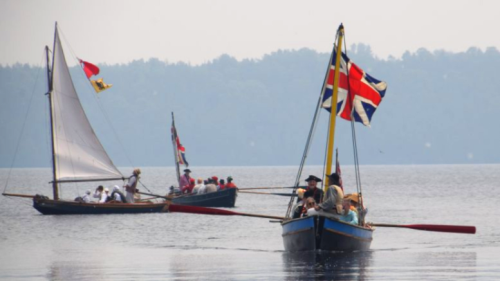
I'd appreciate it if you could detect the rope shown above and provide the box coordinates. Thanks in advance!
[343,33,364,226]
[3,51,45,194]
[58,26,136,170]
[284,32,338,219]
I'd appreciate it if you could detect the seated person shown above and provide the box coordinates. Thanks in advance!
[205,178,218,193]
[303,175,323,204]
[82,190,92,203]
[219,179,226,190]
[339,199,358,225]
[181,178,196,194]
[99,188,109,203]
[93,185,104,201]
[108,185,126,203]
[225,176,237,188]
[192,178,204,194]
[292,188,306,219]
[344,193,368,223]
[304,197,320,216]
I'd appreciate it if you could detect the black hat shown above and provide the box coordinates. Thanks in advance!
[327,173,340,184]
[184,169,191,173]
[304,175,322,182]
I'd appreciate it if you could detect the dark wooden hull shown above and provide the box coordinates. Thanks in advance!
[33,196,169,215]
[282,215,373,252]
[171,188,237,208]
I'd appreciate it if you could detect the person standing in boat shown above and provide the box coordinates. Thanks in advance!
[303,175,324,204]
[179,169,192,190]
[315,173,344,214]
[124,168,141,203]
[181,178,196,194]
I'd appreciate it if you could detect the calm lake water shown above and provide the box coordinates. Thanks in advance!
[1,165,499,280]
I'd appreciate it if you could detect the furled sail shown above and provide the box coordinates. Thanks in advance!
[51,28,123,182]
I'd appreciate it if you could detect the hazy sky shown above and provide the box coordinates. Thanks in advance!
[1,0,498,66]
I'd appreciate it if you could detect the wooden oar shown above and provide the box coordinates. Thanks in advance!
[238,186,306,191]
[2,192,36,199]
[370,223,476,234]
[137,191,173,200]
[168,204,285,220]
[239,190,297,197]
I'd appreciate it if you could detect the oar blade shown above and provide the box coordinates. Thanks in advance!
[405,224,476,234]
[372,223,476,234]
[169,204,237,216]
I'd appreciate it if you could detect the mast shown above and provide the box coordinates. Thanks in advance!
[324,24,344,189]
[171,112,181,186]
[47,23,59,200]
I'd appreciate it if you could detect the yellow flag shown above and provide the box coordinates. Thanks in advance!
[91,78,112,93]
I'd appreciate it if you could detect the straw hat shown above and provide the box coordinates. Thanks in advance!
[297,188,306,199]
[344,193,359,203]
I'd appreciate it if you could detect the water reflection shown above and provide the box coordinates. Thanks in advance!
[282,251,372,281]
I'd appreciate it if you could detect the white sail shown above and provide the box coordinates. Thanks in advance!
[51,27,123,182]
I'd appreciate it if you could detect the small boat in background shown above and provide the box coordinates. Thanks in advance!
[169,112,238,208]
[2,22,169,215]
[172,187,237,208]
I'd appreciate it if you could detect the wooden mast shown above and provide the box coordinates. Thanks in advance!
[324,24,344,189]
[171,112,181,187]
[47,22,59,200]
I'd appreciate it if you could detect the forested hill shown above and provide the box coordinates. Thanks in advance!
[1,44,499,168]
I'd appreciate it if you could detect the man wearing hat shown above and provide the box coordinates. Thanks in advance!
[303,175,324,204]
[179,169,192,190]
[315,173,344,214]
[124,168,141,203]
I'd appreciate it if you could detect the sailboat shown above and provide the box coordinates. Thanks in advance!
[168,112,238,208]
[2,23,169,214]
[281,24,386,251]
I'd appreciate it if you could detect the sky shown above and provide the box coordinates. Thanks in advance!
[1,0,499,66]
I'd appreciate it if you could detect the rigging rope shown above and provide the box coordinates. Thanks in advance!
[59,26,137,171]
[284,32,339,219]
[343,33,364,226]
[3,51,45,194]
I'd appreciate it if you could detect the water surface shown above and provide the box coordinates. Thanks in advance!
[1,165,498,280]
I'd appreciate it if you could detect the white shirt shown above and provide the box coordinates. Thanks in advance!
[82,194,91,203]
[197,184,207,194]
[99,193,108,203]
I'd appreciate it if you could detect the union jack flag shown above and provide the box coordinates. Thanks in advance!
[321,51,387,126]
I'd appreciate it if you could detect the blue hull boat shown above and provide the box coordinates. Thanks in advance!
[282,215,373,252]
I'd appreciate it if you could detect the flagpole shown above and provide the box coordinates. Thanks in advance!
[171,112,181,187]
[324,24,344,190]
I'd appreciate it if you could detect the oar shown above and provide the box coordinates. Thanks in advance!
[370,223,476,234]
[168,204,285,220]
[137,191,172,200]
[2,192,36,199]
[239,190,297,197]
[238,186,306,191]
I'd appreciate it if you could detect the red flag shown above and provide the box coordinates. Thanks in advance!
[79,59,100,79]
[335,149,343,191]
